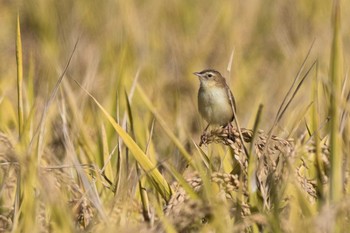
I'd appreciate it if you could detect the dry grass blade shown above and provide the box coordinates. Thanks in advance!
[340,69,349,134]
[224,50,249,157]
[100,123,115,187]
[305,117,331,145]
[16,14,24,138]
[125,88,151,220]
[287,102,314,139]
[276,60,317,123]
[230,95,249,158]
[166,163,199,200]
[145,117,155,155]
[137,162,151,222]
[226,48,235,74]
[249,104,264,154]
[120,69,140,136]
[340,90,350,134]
[340,68,348,97]
[125,90,135,137]
[114,70,140,193]
[191,138,210,169]
[138,118,155,222]
[29,38,80,158]
[59,97,108,222]
[100,123,109,167]
[311,62,327,201]
[268,40,315,135]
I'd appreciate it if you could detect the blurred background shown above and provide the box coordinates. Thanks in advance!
[0,0,349,167]
[0,0,349,231]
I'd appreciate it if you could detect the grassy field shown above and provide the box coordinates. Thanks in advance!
[1,0,350,232]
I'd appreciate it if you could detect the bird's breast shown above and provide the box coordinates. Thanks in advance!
[198,85,233,125]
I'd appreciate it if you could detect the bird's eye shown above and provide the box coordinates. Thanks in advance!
[207,73,213,78]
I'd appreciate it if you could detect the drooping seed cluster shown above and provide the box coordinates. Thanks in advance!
[163,126,332,232]
[0,128,337,232]
[163,171,248,232]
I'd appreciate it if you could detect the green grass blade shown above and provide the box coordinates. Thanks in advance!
[312,62,326,203]
[329,0,343,203]
[75,80,172,201]
[248,104,263,208]
[100,122,114,184]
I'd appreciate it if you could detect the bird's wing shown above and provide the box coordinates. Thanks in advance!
[225,83,236,114]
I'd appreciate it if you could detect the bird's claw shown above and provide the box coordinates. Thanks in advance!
[199,131,210,146]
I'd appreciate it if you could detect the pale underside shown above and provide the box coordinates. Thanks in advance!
[198,83,234,126]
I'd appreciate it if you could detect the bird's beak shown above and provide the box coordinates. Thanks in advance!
[193,72,201,77]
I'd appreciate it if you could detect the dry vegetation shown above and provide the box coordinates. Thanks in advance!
[0,0,350,232]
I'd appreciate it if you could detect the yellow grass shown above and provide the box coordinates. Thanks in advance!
[1,0,350,232]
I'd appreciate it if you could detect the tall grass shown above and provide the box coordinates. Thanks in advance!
[15,14,24,139]
[329,0,343,204]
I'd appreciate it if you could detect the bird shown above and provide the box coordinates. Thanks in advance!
[193,69,236,132]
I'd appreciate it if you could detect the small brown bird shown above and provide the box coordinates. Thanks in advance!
[193,69,236,131]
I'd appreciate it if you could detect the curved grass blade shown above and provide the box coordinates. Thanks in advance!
[136,84,193,166]
[75,80,172,201]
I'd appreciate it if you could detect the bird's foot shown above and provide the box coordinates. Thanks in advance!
[224,123,235,140]
[199,130,210,146]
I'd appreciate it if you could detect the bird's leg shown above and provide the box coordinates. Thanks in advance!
[204,123,211,132]
[200,123,211,146]
[226,122,234,140]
